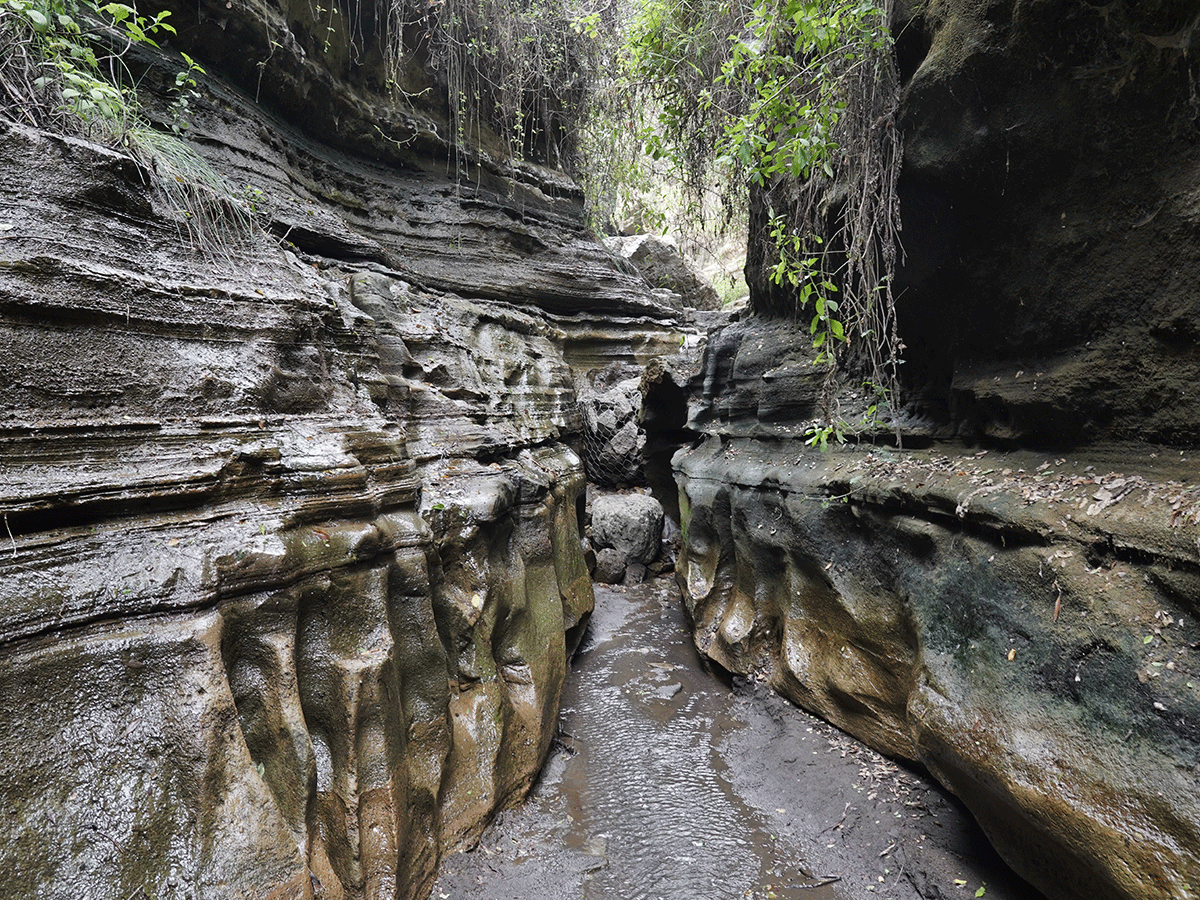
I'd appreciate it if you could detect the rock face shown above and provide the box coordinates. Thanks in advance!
[673,3,1200,900]
[592,547,628,585]
[677,418,1200,900]
[892,0,1200,446]
[604,234,723,311]
[0,6,686,899]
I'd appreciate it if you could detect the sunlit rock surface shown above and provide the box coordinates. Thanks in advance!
[0,5,684,895]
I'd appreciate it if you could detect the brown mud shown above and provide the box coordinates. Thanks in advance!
[431,577,1048,900]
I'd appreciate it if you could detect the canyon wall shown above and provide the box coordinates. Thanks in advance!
[675,2,1200,899]
[0,3,682,897]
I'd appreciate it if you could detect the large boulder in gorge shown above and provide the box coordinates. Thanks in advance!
[591,493,665,566]
[605,234,723,311]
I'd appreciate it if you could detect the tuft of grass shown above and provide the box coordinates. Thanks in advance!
[2,0,255,261]
[124,125,255,261]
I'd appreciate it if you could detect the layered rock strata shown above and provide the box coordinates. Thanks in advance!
[673,4,1200,898]
[0,10,683,896]
[675,321,1200,900]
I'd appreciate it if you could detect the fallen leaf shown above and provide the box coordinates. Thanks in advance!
[1007,648,1016,661]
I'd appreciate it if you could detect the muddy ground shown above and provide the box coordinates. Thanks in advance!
[431,577,1047,900]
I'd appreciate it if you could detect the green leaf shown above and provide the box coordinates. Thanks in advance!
[98,2,133,22]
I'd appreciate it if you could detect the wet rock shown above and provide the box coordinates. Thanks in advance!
[0,16,686,897]
[590,493,665,566]
[622,561,648,586]
[646,557,675,576]
[676,432,1200,900]
[593,548,627,585]
[668,13,1200,893]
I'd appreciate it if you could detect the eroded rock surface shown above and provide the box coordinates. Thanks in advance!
[0,7,686,896]
[893,0,1200,446]
[671,3,1200,898]
[675,301,1200,900]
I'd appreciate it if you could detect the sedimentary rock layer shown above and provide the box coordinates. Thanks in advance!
[0,22,681,894]
[675,315,1200,900]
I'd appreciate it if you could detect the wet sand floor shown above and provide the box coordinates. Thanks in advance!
[431,578,1046,900]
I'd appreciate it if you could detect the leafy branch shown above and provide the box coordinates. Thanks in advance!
[622,0,904,440]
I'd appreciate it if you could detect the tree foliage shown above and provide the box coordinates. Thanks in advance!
[0,0,178,136]
[625,0,904,428]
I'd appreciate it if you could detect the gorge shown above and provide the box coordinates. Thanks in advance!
[2,1,1199,900]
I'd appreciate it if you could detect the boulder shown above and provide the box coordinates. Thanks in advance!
[590,493,664,566]
[593,548,627,585]
[605,234,722,311]
[622,561,648,586]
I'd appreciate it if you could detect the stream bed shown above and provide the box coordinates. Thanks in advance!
[431,578,1045,900]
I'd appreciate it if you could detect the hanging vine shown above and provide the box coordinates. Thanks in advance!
[382,0,611,173]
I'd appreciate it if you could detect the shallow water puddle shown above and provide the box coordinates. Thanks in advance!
[432,578,843,900]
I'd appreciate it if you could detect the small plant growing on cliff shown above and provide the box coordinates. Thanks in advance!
[1,0,255,256]
[0,0,177,137]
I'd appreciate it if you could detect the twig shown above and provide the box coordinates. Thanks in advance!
[4,511,15,557]
[786,877,842,890]
[815,801,851,835]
